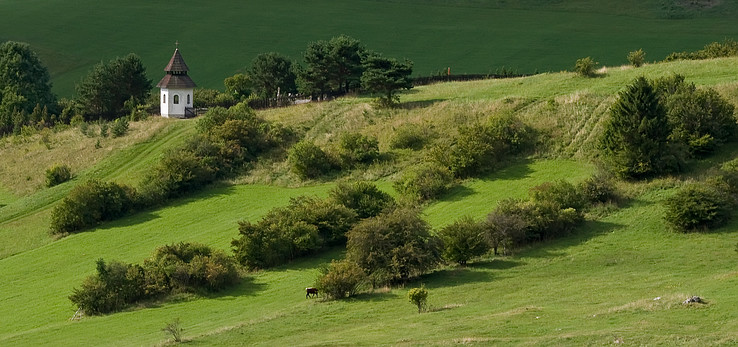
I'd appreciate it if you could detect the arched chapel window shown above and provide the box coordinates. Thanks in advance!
[163,94,166,103]
[187,94,190,104]
[174,95,179,104]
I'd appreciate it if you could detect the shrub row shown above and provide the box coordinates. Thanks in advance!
[288,132,380,179]
[69,242,239,315]
[52,102,293,234]
[232,182,394,270]
[664,39,738,62]
[316,175,618,300]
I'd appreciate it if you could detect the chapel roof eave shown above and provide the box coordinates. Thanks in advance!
[156,74,197,89]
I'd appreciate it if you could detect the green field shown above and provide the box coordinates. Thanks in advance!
[2,54,738,344]
[2,0,738,96]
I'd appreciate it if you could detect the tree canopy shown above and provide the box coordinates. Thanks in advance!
[76,53,152,119]
[360,52,413,107]
[298,35,366,100]
[249,52,296,101]
[0,41,57,134]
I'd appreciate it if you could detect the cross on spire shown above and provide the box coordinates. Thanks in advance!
[175,40,179,49]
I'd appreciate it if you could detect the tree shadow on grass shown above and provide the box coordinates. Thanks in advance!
[349,291,399,303]
[413,266,495,290]
[440,185,476,202]
[468,258,523,270]
[519,219,624,259]
[398,99,446,110]
[480,158,535,182]
[204,276,269,300]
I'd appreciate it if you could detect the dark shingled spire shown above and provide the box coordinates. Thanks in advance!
[164,48,189,72]
[157,48,196,88]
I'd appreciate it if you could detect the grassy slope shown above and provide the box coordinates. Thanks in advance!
[0,118,195,259]
[0,159,589,346]
[1,0,738,96]
[1,58,737,345]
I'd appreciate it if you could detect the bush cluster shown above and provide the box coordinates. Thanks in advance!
[483,177,614,255]
[429,113,531,177]
[654,75,737,156]
[69,243,239,315]
[664,39,738,62]
[600,75,736,179]
[394,163,454,201]
[50,180,137,234]
[337,132,380,168]
[231,196,358,269]
[45,164,72,187]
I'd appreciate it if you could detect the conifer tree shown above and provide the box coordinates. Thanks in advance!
[600,76,679,178]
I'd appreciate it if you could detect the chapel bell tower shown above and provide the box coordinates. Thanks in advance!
[157,43,196,118]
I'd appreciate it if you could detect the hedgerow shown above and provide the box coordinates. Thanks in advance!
[69,243,239,315]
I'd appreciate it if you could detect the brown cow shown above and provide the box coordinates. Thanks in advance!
[306,287,318,299]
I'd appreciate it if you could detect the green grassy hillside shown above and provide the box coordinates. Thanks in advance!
[1,57,737,345]
[1,0,738,96]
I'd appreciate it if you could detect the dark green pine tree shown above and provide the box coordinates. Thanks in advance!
[600,76,680,179]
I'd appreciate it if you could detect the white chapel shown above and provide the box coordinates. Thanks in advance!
[157,45,196,118]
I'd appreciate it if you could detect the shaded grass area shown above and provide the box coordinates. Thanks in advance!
[2,0,738,96]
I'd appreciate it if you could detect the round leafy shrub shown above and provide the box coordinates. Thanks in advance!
[439,216,489,265]
[407,287,428,313]
[336,132,380,168]
[665,86,736,156]
[394,163,454,201]
[315,259,366,300]
[288,141,335,179]
[329,181,394,219]
[664,183,734,232]
[578,173,618,204]
[45,164,72,187]
[346,208,441,286]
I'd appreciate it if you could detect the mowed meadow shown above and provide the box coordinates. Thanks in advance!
[2,0,738,96]
[1,56,738,345]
